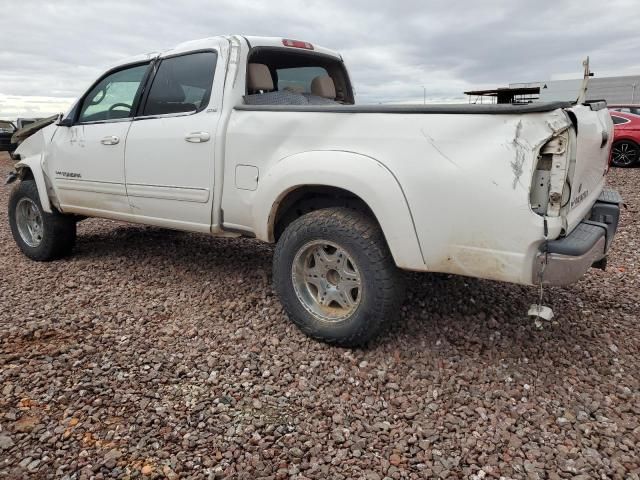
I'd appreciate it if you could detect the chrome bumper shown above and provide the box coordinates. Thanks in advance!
[533,188,622,286]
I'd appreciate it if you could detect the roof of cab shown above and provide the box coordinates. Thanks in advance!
[158,36,340,59]
[109,37,224,69]
[242,36,341,59]
[111,35,341,70]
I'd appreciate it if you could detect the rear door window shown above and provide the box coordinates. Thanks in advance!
[276,66,328,93]
[142,51,217,116]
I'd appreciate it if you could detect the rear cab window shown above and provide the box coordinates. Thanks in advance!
[244,47,354,105]
[277,66,328,93]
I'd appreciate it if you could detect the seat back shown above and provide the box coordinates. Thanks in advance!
[310,75,336,99]
[247,63,274,93]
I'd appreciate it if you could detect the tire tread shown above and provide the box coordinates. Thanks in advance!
[273,207,404,347]
[8,180,76,261]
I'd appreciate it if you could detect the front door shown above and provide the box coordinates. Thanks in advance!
[48,62,150,215]
[124,51,221,232]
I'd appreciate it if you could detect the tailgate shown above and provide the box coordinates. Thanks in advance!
[562,103,612,232]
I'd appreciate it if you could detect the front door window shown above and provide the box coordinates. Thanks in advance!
[78,64,149,123]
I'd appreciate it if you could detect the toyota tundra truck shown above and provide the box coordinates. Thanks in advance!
[6,36,622,346]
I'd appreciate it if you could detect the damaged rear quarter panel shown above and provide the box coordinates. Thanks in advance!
[394,109,571,284]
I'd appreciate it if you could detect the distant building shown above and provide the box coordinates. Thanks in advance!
[465,75,640,105]
[464,86,540,104]
[539,75,640,103]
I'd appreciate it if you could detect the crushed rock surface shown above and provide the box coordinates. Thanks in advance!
[0,152,638,479]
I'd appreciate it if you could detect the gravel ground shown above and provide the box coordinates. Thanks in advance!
[0,151,638,480]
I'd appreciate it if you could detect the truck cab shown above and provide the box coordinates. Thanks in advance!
[29,37,353,231]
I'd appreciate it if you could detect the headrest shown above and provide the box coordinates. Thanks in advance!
[156,78,186,103]
[247,63,274,92]
[310,75,336,99]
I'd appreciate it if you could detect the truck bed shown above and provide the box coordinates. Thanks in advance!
[225,100,610,284]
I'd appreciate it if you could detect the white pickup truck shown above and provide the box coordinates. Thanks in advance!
[7,36,622,346]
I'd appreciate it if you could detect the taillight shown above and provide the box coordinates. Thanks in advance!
[530,131,570,217]
[282,39,314,50]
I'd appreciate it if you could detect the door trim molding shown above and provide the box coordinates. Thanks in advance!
[126,183,210,203]
[55,178,126,196]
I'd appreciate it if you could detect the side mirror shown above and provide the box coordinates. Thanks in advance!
[58,117,73,127]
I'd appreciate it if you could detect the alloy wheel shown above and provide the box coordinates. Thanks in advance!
[15,197,44,247]
[291,240,362,322]
[612,141,639,167]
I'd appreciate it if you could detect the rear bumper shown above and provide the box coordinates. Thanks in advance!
[533,188,623,286]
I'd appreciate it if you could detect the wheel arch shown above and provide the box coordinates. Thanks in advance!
[15,155,53,213]
[253,150,425,270]
[272,185,377,241]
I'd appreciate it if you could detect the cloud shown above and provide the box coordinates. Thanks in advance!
[0,94,75,119]
[1,0,640,118]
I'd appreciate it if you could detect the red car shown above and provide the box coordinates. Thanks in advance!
[608,107,640,167]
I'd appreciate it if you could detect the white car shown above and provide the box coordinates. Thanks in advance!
[7,36,622,346]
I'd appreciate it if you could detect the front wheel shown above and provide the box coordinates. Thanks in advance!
[611,140,639,167]
[273,207,404,347]
[8,180,76,261]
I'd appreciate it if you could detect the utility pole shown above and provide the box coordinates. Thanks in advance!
[422,85,426,105]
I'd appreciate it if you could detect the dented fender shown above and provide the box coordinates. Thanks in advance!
[12,124,59,213]
[14,154,53,213]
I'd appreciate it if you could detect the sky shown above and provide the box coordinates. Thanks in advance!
[2,0,640,119]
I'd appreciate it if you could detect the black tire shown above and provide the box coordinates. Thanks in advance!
[611,140,639,168]
[8,179,76,261]
[273,207,404,347]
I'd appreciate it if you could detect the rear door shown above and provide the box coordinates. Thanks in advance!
[48,62,151,214]
[124,50,222,232]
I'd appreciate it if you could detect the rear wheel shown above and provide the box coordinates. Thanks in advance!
[611,140,639,167]
[8,180,76,261]
[273,207,404,347]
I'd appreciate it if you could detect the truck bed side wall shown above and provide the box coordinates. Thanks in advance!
[223,109,571,284]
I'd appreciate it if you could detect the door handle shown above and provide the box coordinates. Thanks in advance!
[185,132,210,143]
[100,136,120,145]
